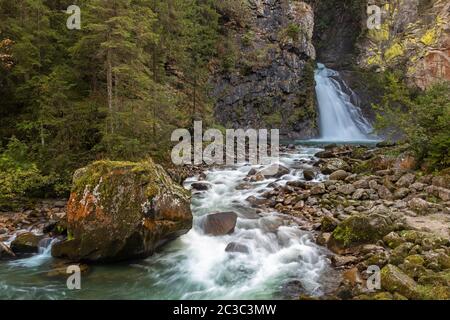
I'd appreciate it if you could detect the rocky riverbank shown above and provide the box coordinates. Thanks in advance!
[0,163,204,261]
[1,143,449,300]
[0,200,67,248]
[244,143,450,300]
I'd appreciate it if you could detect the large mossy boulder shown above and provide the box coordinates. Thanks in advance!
[328,213,403,252]
[51,160,193,262]
[381,264,420,299]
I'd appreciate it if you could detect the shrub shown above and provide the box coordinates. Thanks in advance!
[0,138,51,209]
[374,74,450,170]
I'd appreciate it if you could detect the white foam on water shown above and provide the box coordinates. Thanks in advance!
[136,153,335,299]
[9,238,59,268]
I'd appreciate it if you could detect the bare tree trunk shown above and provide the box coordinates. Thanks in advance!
[114,71,118,112]
[107,49,114,134]
[40,122,45,147]
[192,77,197,123]
[152,48,157,137]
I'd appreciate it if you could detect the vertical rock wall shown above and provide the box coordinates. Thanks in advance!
[212,0,318,139]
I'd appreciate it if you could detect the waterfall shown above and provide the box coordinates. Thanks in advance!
[314,63,376,142]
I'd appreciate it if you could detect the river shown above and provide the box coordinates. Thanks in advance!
[0,64,379,299]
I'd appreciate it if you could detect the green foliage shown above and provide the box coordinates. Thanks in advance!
[220,37,238,72]
[214,0,251,28]
[286,23,301,41]
[0,0,224,202]
[263,111,283,129]
[0,138,51,208]
[241,30,255,47]
[374,73,450,170]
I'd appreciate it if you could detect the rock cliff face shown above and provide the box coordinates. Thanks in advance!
[212,0,318,139]
[357,0,450,89]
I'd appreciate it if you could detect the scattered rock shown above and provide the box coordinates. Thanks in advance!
[53,200,67,208]
[281,280,306,299]
[332,255,358,267]
[303,169,315,181]
[408,198,431,214]
[410,182,426,191]
[320,216,339,232]
[393,187,410,200]
[315,150,334,158]
[329,213,403,251]
[235,182,253,190]
[246,168,257,176]
[258,164,290,178]
[432,175,450,189]
[191,182,211,191]
[329,170,350,181]
[46,262,89,278]
[337,184,355,196]
[202,212,237,236]
[396,173,415,188]
[310,183,326,195]
[383,232,406,249]
[381,264,420,299]
[353,179,369,189]
[376,141,396,148]
[352,189,368,200]
[259,216,284,233]
[10,232,44,255]
[225,242,249,254]
[246,196,271,207]
[320,159,350,174]
[249,172,265,182]
[317,232,331,246]
[377,185,393,200]
[343,268,362,286]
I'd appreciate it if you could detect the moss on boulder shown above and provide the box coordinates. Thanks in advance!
[381,264,420,299]
[10,232,44,255]
[51,159,193,262]
[329,213,402,251]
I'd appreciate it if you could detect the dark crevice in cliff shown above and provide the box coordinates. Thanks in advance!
[307,0,378,123]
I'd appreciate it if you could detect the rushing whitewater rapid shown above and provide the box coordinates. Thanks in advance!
[0,147,339,299]
[314,63,375,142]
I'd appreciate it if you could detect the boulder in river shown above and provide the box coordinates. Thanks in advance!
[225,242,249,254]
[191,182,211,191]
[51,160,193,262]
[303,169,315,181]
[202,212,237,236]
[314,150,334,159]
[258,164,290,178]
[10,232,44,255]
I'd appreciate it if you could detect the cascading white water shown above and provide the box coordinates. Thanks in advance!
[314,63,375,142]
[0,147,339,299]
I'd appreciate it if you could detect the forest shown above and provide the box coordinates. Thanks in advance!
[0,0,237,207]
